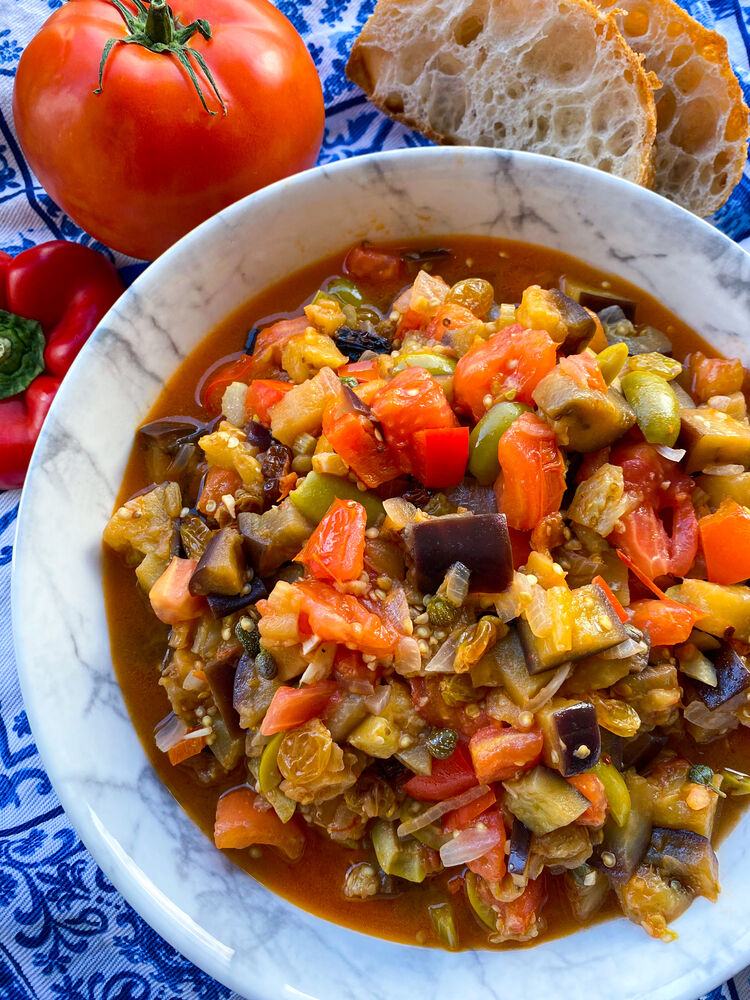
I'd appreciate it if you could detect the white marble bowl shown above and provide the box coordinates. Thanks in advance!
[12,148,750,1000]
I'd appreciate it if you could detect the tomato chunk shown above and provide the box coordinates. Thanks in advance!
[496,412,566,531]
[197,466,242,515]
[454,324,557,420]
[345,245,403,283]
[248,315,309,377]
[628,598,699,645]
[295,497,367,583]
[469,725,543,782]
[567,773,608,826]
[214,786,305,860]
[466,810,508,882]
[246,379,294,425]
[295,580,398,655]
[149,558,205,624]
[200,354,255,414]
[323,408,401,487]
[443,787,497,832]
[260,681,338,736]
[403,743,478,801]
[698,499,750,585]
[425,303,478,341]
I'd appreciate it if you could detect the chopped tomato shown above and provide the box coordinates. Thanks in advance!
[466,810,507,882]
[403,743,478,801]
[412,426,469,487]
[443,787,497,832]
[592,575,629,624]
[496,412,567,531]
[260,681,338,736]
[370,367,458,475]
[331,647,381,689]
[699,499,750,585]
[149,558,205,624]
[323,408,401,487]
[394,270,450,334]
[686,351,744,404]
[425,303,478,342]
[567,774,608,826]
[609,443,698,580]
[345,245,403,283]
[295,579,398,655]
[628,598,699,646]
[167,732,207,765]
[248,315,309,377]
[295,497,367,583]
[214,786,305,860]
[558,352,607,392]
[454,324,557,420]
[338,359,381,382]
[507,527,532,570]
[492,875,547,937]
[246,379,294,425]
[197,466,242,515]
[469,725,543,782]
[200,354,255,414]
[410,676,491,738]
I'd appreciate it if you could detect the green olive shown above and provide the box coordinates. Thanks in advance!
[626,352,682,381]
[445,277,494,318]
[596,343,628,385]
[620,371,681,447]
[324,277,364,307]
[258,732,284,793]
[391,352,457,377]
[468,401,531,484]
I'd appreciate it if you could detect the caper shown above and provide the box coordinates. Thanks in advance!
[235,618,260,657]
[445,277,494,319]
[427,728,459,759]
[427,595,457,628]
[255,646,277,679]
[687,763,714,786]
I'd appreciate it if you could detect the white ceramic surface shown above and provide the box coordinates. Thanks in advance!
[12,147,750,1000]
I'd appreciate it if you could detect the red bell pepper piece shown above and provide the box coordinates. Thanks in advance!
[260,681,338,736]
[0,241,124,490]
[412,426,469,487]
[698,499,750,585]
[403,743,478,801]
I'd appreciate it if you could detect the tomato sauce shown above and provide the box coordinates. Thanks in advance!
[102,236,750,949]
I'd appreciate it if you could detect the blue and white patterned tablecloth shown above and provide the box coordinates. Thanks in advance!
[3,1,750,997]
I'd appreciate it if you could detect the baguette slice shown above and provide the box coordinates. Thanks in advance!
[347,0,657,185]
[593,0,749,216]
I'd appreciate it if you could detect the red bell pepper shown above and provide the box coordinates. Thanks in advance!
[412,425,469,487]
[403,743,478,801]
[0,241,124,490]
[698,499,750,585]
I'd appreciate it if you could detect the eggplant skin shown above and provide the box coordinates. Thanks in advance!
[408,513,513,595]
[643,827,719,901]
[692,641,750,710]
[539,701,601,776]
[507,819,532,875]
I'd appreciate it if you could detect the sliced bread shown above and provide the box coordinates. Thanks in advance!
[593,0,748,216]
[346,0,658,185]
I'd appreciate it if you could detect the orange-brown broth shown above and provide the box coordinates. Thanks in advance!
[103,236,750,949]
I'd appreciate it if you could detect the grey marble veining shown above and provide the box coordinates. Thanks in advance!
[11,147,750,1000]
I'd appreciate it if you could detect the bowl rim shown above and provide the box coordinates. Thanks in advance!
[11,145,750,1000]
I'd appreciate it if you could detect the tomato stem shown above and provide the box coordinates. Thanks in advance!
[94,0,227,116]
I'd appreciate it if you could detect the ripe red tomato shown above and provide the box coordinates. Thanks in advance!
[13,0,324,260]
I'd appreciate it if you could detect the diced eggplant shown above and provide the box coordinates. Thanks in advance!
[643,827,719,901]
[622,730,667,771]
[180,512,212,560]
[371,820,436,883]
[590,772,652,883]
[516,285,596,353]
[566,628,650,694]
[565,865,611,922]
[138,417,206,452]
[504,765,590,835]
[532,368,636,453]
[206,576,268,619]
[507,819,532,875]
[476,627,556,702]
[596,306,672,356]
[207,716,243,771]
[233,653,281,729]
[407,513,513,595]
[537,700,601,776]
[322,691,370,742]
[519,583,629,673]
[599,729,624,772]
[648,756,723,839]
[334,327,392,362]
[667,579,750,643]
[189,527,246,596]
[560,279,637,321]
[616,863,691,939]
[239,499,314,576]
[243,419,272,451]
[692,640,750,710]
[678,406,750,473]
[205,656,242,739]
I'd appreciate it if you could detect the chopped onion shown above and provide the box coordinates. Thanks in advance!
[702,464,745,476]
[494,572,534,623]
[525,585,554,638]
[364,684,391,715]
[384,583,412,635]
[398,784,492,838]
[684,695,744,739]
[154,712,189,752]
[678,649,717,687]
[394,635,423,676]
[654,445,686,463]
[439,824,503,867]
[599,636,645,660]
[383,496,417,530]
[183,670,207,692]
[425,631,460,673]
[221,381,250,427]
[443,561,471,607]
[523,663,572,712]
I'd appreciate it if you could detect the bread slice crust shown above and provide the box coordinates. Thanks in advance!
[347,0,657,185]
[594,0,748,216]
